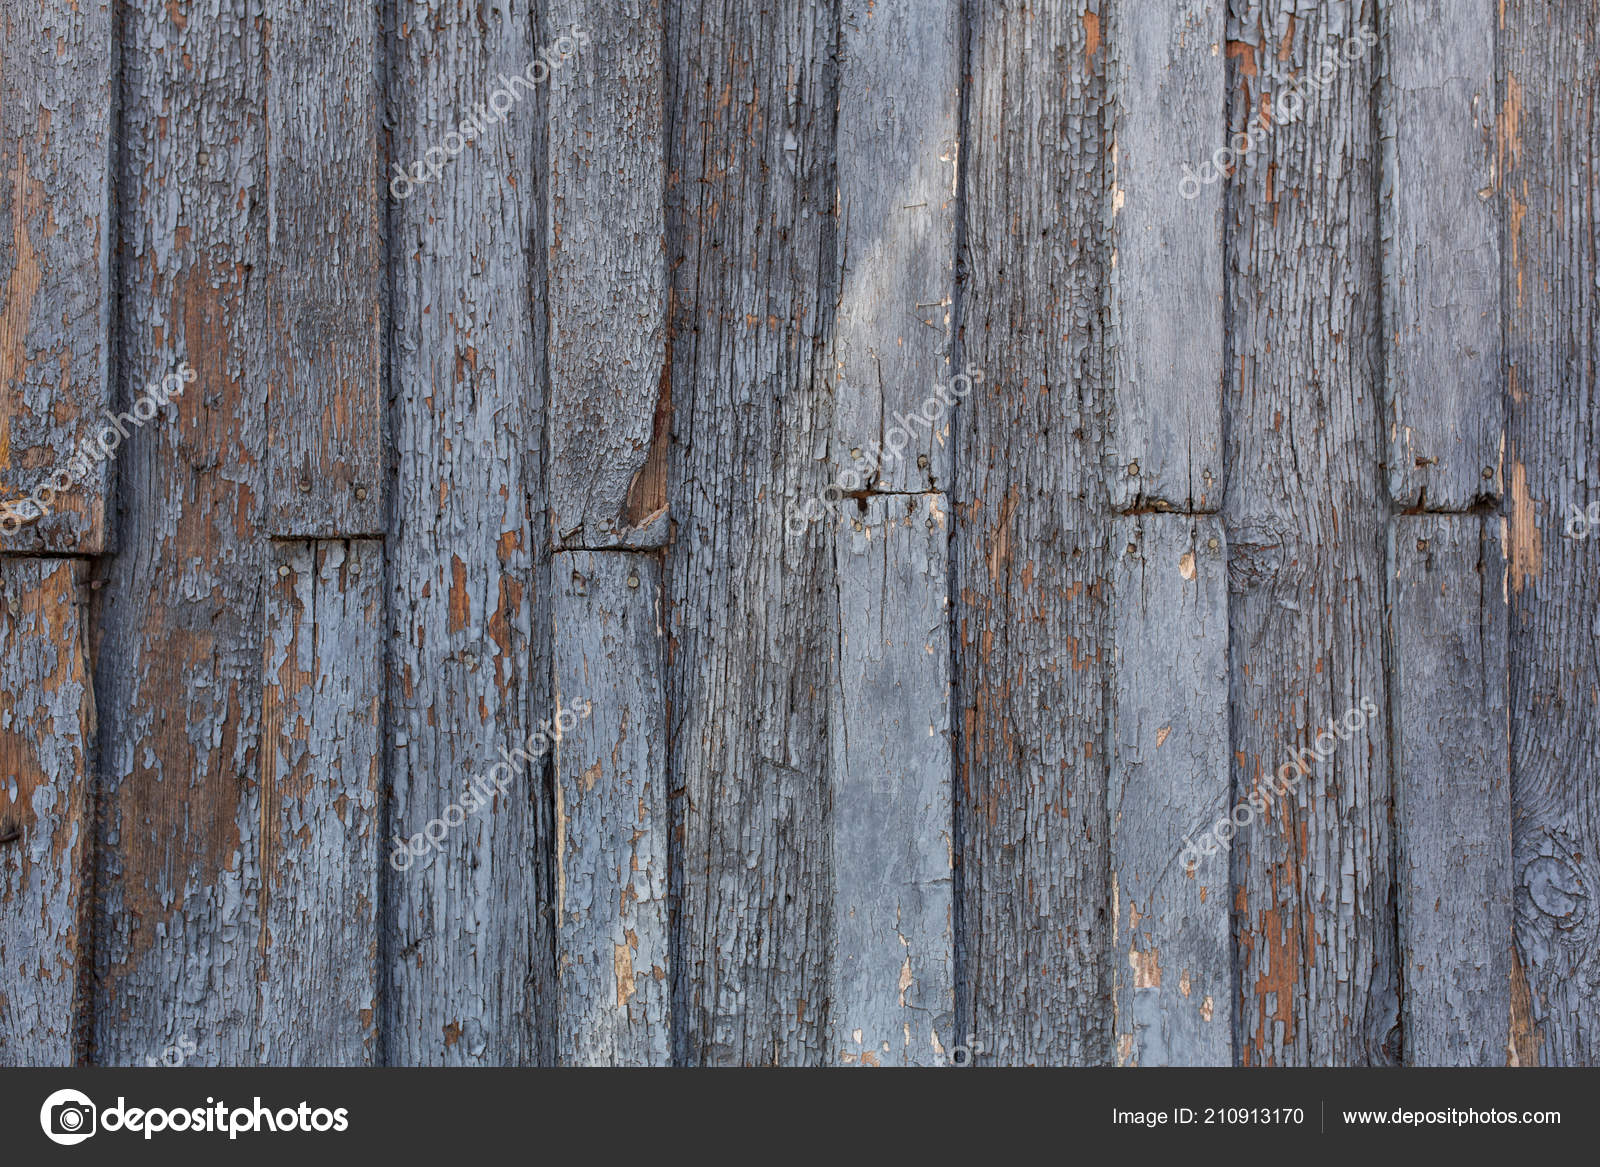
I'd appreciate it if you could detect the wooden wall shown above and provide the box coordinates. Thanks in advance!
[0,0,1594,1067]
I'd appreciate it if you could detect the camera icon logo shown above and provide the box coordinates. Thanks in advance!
[39,1089,97,1146]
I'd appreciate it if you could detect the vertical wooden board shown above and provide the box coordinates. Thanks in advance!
[829,0,960,494]
[1105,0,1224,512]
[93,0,269,1066]
[551,552,669,1065]
[0,560,92,1066]
[1223,1,1397,1066]
[664,0,838,1065]
[262,0,383,536]
[0,0,113,553]
[385,0,552,1066]
[1382,0,1502,509]
[546,4,667,551]
[1391,515,1511,1065]
[257,540,382,1065]
[830,493,953,1066]
[1503,0,1600,1068]
[1109,515,1229,1066]
[954,0,1110,1066]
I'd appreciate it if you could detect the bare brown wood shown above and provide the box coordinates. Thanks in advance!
[92,0,270,1065]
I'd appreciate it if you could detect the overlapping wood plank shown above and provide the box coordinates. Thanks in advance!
[0,559,93,1065]
[1223,0,1397,1066]
[1382,0,1503,509]
[257,540,383,1065]
[1503,0,1600,1068]
[954,0,1110,1066]
[1109,514,1229,1066]
[384,0,552,1066]
[261,0,384,537]
[0,0,113,552]
[829,0,960,495]
[545,4,667,550]
[93,0,269,1066]
[1391,514,1511,1065]
[830,493,953,1066]
[664,0,838,1065]
[552,551,669,1065]
[1105,0,1225,512]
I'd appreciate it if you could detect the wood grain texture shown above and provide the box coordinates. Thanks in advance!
[829,0,960,494]
[1391,514,1511,1065]
[92,0,270,1066]
[1222,0,1398,1067]
[0,559,93,1065]
[1105,0,1224,512]
[954,0,1110,1066]
[384,0,552,1066]
[5,0,1593,1072]
[830,493,953,1067]
[261,0,383,537]
[1503,0,1600,1068]
[258,540,383,1065]
[1109,514,1229,1066]
[545,5,667,550]
[552,551,669,1065]
[1382,0,1503,509]
[664,0,838,1065]
[0,0,113,553]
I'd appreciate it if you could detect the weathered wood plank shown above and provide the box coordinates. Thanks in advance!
[1391,514,1511,1065]
[545,6,667,550]
[830,493,953,1066]
[1382,0,1502,509]
[0,0,113,552]
[257,540,383,1065]
[1503,0,1600,1069]
[551,551,668,1065]
[1109,514,1229,1066]
[0,560,93,1065]
[1105,0,1224,512]
[954,0,1110,1066]
[384,0,553,1066]
[665,0,838,1065]
[1223,0,1398,1067]
[93,0,269,1066]
[261,0,384,537]
[828,0,960,495]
